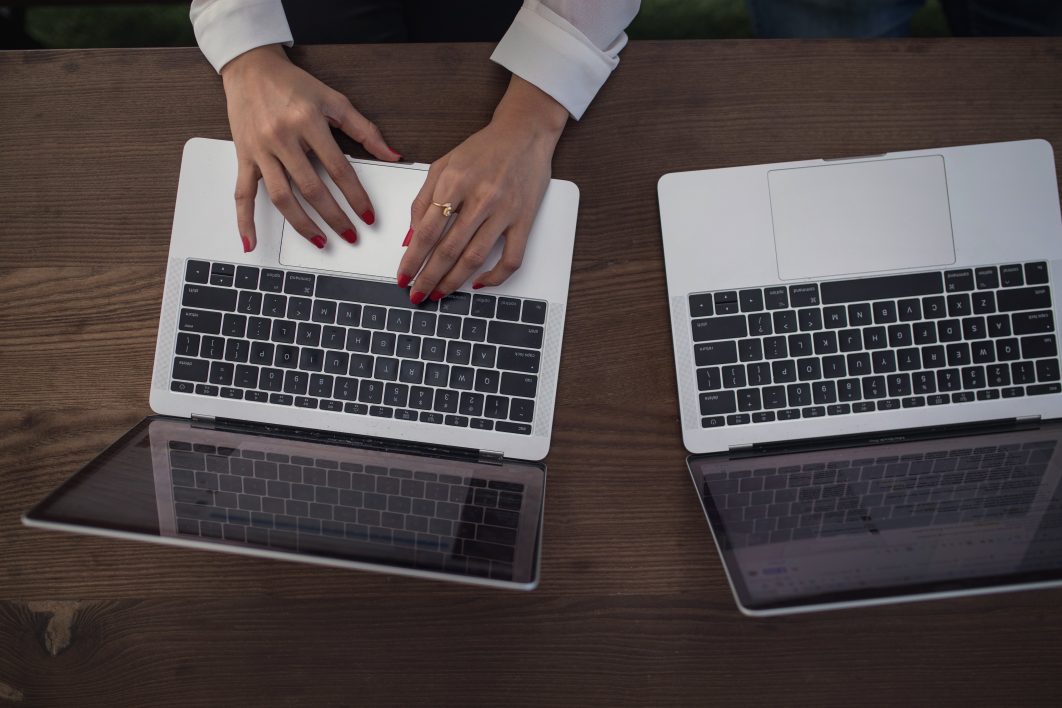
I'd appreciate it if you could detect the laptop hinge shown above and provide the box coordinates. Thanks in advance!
[190,414,216,429]
[727,416,1045,458]
[198,415,485,464]
[478,449,505,465]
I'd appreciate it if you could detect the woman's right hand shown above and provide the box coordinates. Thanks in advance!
[220,44,401,252]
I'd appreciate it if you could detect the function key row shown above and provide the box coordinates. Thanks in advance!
[185,260,546,324]
[689,262,1049,316]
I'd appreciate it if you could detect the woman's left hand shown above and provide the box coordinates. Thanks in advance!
[396,76,569,303]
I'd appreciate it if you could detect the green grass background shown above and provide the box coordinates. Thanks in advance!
[23,0,952,48]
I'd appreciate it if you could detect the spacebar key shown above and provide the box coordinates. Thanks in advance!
[691,315,747,342]
[820,271,943,304]
[315,274,416,308]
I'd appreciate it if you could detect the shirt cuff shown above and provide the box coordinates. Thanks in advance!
[490,2,627,120]
[191,0,294,73]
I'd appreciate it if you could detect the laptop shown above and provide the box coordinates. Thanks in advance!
[659,138,1062,613]
[23,137,580,590]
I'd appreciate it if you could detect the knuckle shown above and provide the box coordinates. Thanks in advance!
[297,180,326,202]
[460,246,489,270]
[268,188,293,209]
[499,254,524,273]
[436,240,464,261]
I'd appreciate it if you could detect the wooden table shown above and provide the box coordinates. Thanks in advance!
[2,40,1061,706]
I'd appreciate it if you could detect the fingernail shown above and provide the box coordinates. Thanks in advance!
[410,291,426,305]
[396,273,411,289]
[341,228,357,244]
[472,281,483,290]
[241,235,253,253]
[361,210,375,226]
[388,146,401,158]
[402,228,412,247]
[429,290,444,302]
[311,235,326,249]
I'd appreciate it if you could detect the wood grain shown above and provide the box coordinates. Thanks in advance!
[1,40,1061,706]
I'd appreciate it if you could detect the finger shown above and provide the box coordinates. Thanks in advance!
[276,143,356,244]
[326,93,401,162]
[408,206,491,302]
[396,164,454,295]
[434,216,507,296]
[259,155,327,249]
[234,159,261,253]
[472,220,531,288]
[408,155,449,243]
[307,122,374,237]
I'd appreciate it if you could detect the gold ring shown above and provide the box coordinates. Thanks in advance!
[432,201,456,217]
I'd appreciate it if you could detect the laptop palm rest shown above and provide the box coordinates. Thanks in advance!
[769,155,956,281]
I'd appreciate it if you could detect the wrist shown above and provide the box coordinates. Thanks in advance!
[492,75,569,144]
[220,43,288,84]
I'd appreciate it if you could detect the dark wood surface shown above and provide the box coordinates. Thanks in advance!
[2,40,1062,706]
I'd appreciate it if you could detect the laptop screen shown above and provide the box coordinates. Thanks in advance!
[25,417,545,589]
[688,422,1062,613]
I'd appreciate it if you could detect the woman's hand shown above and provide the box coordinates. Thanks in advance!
[221,44,401,252]
[397,76,568,302]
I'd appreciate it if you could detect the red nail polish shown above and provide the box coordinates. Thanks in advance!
[341,228,357,244]
[429,290,444,302]
[241,235,252,253]
[311,235,326,249]
[410,291,426,305]
[361,210,375,226]
[396,273,411,289]
[472,282,483,290]
[402,228,413,247]
[388,146,402,158]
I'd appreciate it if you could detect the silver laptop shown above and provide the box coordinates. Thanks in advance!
[24,137,580,590]
[659,139,1062,613]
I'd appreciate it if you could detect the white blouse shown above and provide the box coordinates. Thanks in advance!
[190,0,640,119]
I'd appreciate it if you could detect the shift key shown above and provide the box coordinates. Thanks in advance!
[691,315,747,342]
[497,347,540,373]
[488,321,543,349]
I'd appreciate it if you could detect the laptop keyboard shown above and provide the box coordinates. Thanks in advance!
[689,262,1060,428]
[705,439,1054,548]
[168,440,524,580]
[171,260,546,435]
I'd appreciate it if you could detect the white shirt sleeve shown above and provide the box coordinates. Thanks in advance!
[490,0,640,120]
[190,0,293,73]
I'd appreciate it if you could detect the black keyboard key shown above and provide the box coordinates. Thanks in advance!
[411,311,436,336]
[283,370,309,395]
[500,372,537,398]
[425,363,448,387]
[1025,261,1049,285]
[922,296,946,319]
[374,357,399,381]
[862,376,886,399]
[873,300,897,324]
[1036,359,1060,382]
[838,329,862,352]
[299,347,324,372]
[475,369,499,393]
[913,322,937,345]
[185,260,210,284]
[172,357,209,383]
[176,332,200,357]
[697,367,721,391]
[726,413,751,425]
[449,366,474,390]
[310,299,336,324]
[510,398,534,422]
[296,322,321,347]
[259,368,284,392]
[262,293,286,318]
[972,291,996,314]
[897,298,922,322]
[798,308,822,331]
[862,326,887,349]
[747,361,771,386]
[738,339,763,362]
[944,269,974,292]
[371,331,397,356]
[912,371,935,394]
[224,338,249,363]
[812,381,836,404]
[772,310,797,335]
[471,294,497,318]
[497,347,539,373]
[437,315,462,339]
[284,272,315,297]
[496,298,521,321]
[410,386,433,410]
[235,265,259,289]
[887,373,911,397]
[358,380,384,404]
[238,291,263,316]
[400,360,425,384]
[437,292,471,316]
[1012,361,1036,385]
[309,374,333,398]
[1028,383,1062,396]
[876,398,900,411]
[789,284,819,307]
[1022,334,1058,359]
[947,342,971,367]
[692,315,747,342]
[195,384,220,397]
[962,317,986,340]
[763,385,786,408]
[258,269,284,292]
[947,293,970,317]
[822,354,846,378]
[200,335,225,359]
[274,345,298,368]
[522,300,547,324]
[747,312,772,337]
[827,404,851,416]
[797,357,821,381]
[714,291,739,314]
[873,349,897,373]
[962,366,985,389]
[787,383,811,407]
[996,339,1020,361]
[888,324,912,348]
[271,319,296,344]
[689,293,714,318]
[771,359,796,383]
[821,271,942,305]
[1014,310,1054,335]
[986,364,1010,387]
[997,286,1051,313]
[847,303,872,326]
[764,287,788,309]
[384,383,409,408]
[183,284,237,312]
[936,368,961,392]
[487,321,543,349]
[975,267,999,290]
[362,306,387,330]
[740,289,764,312]
[221,387,243,400]
[764,336,787,359]
[179,308,222,334]
[222,314,247,338]
[999,264,1024,287]
[723,365,747,388]
[847,352,871,376]
[700,391,736,415]
[483,394,507,419]
[694,341,738,366]
[937,320,961,342]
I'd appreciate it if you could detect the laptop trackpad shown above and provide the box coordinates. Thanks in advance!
[769,155,955,281]
[279,160,427,280]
